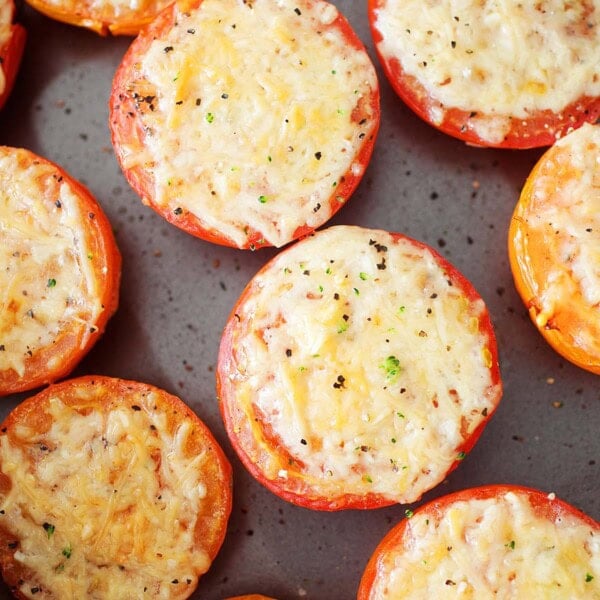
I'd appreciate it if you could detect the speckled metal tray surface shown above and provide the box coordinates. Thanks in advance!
[0,2,598,599]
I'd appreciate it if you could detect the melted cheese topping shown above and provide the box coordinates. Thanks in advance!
[368,491,600,599]
[120,0,377,247]
[0,151,102,378]
[0,0,12,95]
[228,226,499,503]
[373,0,600,144]
[529,124,600,309]
[521,123,600,355]
[0,391,215,598]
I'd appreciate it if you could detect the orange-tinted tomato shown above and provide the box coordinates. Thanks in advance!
[509,123,600,374]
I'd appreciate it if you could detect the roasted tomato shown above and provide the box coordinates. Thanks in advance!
[110,0,379,249]
[368,0,600,148]
[217,225,502,511]
[0,375,233,599]
[358,484,599,599]
[24,0,173,35]
[0,0,26,109]
[509,123,600,374]
[0,147,121,395]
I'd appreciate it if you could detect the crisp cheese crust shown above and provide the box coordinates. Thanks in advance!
[111,0,378,248]
[365,489,599,599]
[218,226,501,508]
[372,0,600,145]
[0,377,232,599]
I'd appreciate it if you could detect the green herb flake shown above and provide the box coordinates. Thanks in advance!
[47,278,57,288]
[206,112,215,123]
[337,322,349,334]
[505,540,515,550]
[585,573,594,583]
[359,272,368,281]
[363,474,372,483]
[456,451,467,460]
[397,411,405,419]
[258,195,268,204]
[353,287,360,296]
[380,355,401,379]
[404,509,414,518]
[391,437,397,444]
[43,522,55,538]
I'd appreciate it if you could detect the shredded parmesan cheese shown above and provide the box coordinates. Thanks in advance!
[373,0,600,144]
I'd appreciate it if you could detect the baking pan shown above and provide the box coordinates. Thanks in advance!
[0,2,598,598]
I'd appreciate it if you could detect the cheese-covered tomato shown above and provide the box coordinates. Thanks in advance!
[0,376,233,599]
[24,0,172,35]
[358,485,599,599]
[368,0,600,148]
[509,123,600,374]
[110,0,379,249]
[0,0,25,109]
[0,147,121,395]
[217,226,502,511]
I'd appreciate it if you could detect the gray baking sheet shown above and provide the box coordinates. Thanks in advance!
[0,2,598,598]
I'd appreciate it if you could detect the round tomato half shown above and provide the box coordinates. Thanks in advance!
[0,375,233,598]
[358,484,599,599]
[0,0,26,110]
[217,225,502,511]
[368,0,600,148]
[509,123,600,374]
[110,0,379,249]
[24,0,173,35]
[0,147,121,395]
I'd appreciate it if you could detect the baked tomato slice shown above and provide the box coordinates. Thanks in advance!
[0,375,233,598]
[358,484,599,599]
[509,123,600,374]
[110,0,379,249]
[24,0,173,35]
[217,225,502,511]
[368,0,600,148]
[0,0,25,110]
[0,147,121,395]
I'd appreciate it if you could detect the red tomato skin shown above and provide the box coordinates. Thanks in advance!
[217,230,502,511]
[0,0,26,111]
[110,0,380,249]
[367,0,600,149]
[0,149,121,396]
[357,484,600,600]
